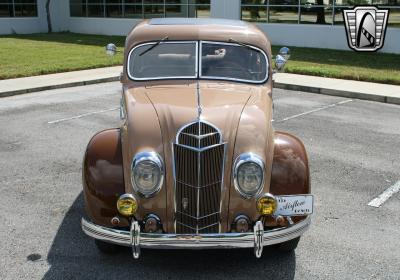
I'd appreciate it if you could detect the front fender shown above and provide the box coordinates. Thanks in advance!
[270,131,310,195]
[82,128,128,227]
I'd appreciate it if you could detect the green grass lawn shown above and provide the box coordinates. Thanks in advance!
[272,46,400,85]
[0,33,125,80]
[1,32,400,85]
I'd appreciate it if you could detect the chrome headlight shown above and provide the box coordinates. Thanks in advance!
[233,153,265,198]
[131,151,164,198]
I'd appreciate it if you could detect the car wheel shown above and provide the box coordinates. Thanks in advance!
[277,237,300,252]
[94,239,119,255]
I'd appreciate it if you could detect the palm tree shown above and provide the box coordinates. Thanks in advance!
[46,0,52,33]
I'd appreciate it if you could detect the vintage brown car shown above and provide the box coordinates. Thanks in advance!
[81,18,313,259]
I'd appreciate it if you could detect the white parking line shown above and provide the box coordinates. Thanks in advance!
[48,107,119,124]
[273,99,353,123]
[368,180,400,208]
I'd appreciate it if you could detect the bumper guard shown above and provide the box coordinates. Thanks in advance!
[82,216,311,259]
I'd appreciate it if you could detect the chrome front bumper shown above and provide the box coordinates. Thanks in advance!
[82,216,311,259]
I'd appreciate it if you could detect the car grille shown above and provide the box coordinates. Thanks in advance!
[173,121,226,234]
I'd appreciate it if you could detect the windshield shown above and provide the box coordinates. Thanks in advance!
[200,41,268,83]
[128,41,198,80]
[127,41,268,83]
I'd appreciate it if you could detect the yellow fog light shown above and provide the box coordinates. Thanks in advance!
[257,193,277,215]
[117,194,138,217]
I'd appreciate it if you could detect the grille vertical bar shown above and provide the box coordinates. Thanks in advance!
[174,121,225,234]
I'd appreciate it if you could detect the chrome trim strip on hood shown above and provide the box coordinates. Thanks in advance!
[196,80,202,120]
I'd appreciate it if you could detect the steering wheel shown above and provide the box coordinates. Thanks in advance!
[214,61,244,70]
[209,61,253,80]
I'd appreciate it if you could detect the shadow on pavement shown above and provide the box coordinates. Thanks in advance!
[43,193,296,280]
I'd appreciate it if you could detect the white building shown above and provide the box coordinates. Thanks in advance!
[0,0,399,53]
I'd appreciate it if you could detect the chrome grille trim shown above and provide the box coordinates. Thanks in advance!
[181,132,219,139]
[176,221,220,231]
[176,211,220,220]
[173,120,226,234]
[176,180,223,189]
[175,142,223,152]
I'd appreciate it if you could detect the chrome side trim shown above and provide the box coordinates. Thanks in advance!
[81,216,311,249]
[120,93,126,120]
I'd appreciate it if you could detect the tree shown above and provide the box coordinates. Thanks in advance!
[316,0,326,24]
[46,0,52,33]
[250,0,263,19]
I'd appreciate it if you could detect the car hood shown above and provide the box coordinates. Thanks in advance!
[144,82,252,144]
[123,81,272,152]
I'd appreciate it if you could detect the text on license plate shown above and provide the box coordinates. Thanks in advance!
[275,195,314,216]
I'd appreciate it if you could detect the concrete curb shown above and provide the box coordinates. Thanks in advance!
[273,82,400,105]
[1,74,399,106]
[0,76,119,98]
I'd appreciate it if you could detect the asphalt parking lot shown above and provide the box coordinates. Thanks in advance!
[0,82,399,279]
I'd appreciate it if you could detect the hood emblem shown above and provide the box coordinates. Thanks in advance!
[182,198,189,211]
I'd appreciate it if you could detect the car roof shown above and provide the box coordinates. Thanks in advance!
[124,18,271,55]
[148,18,248,27]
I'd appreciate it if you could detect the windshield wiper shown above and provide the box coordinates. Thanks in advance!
[228,38,253,50]
[139,36,169,56]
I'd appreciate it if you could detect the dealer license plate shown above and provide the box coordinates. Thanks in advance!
[275,195,314,216]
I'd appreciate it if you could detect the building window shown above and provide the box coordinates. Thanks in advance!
[241,0,399,27]
[0,0,37,17]
[70,0,210,18]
